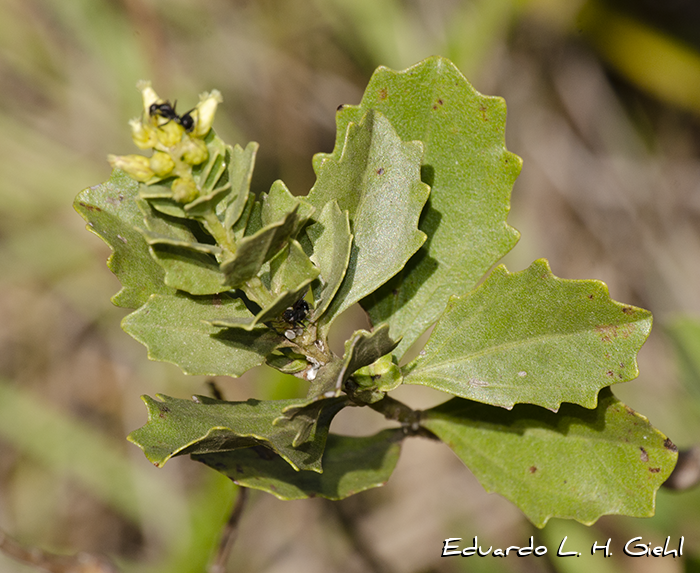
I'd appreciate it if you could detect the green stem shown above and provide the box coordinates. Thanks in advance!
[243,277,276,308]
[204,211,236,254]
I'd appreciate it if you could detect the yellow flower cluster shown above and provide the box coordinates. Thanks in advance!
[108,81,222,203]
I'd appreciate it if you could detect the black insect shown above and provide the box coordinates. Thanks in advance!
[282,299,310,326]
[149,100,179,123]
[149,100,196,132]
[178,109,195,132]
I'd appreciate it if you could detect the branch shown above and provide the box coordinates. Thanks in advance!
[208,486,249,573]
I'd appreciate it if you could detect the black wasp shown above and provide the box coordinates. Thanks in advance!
[282,298,310,327]
[149,101,195,132]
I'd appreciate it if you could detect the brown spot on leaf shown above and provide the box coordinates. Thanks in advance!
[479,104,488,121]
[596,323,634,342]
[337,104,346,111]
[606,370,614,378]
[664,438,678,452]
[78,202,102,212]
[622,306,634,315]
[376,167,384,175]
[437,98,444,105]
[625,405,636,415]
[649,467,661,473]
[640,447,649,462]
[529,466,537,474]
[378,87,388,100]
[158,405,171,418]
[587,294,594,300]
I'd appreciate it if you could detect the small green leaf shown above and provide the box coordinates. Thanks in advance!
[262,179,314,230]
[349,355,403,404]
[421,389,677,527]
[318,56,520,360]
[127,394,346,472]
[221,142,258,231]
[308,110,430,337]
[74,170,174,309]
[193,429,404,500]
[278,395,349,447]
[121,292,281,377]
[308,323,399,399]
[306,200,353,321]
[209,240,319,330]
[138,197,228,295]
[146,243,226,295]
[220,205,300,287]
[404,259,652,410]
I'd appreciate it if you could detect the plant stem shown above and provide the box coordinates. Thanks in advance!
[204,211,237,254]
[368,395,440,439]
[209,486,249,573]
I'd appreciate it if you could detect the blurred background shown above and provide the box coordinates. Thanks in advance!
[2,0,700,571]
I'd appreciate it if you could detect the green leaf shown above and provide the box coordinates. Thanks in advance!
[220,141,258,231]
[127,394,346,472]
[138,196,229,295]
[209,239,319,329]
[306,200,353,321]
[349,355,403,404]
[307,110,430,337]
[403,259,652,410]
[121,292,281,377]
[220,205,301,288]
[261,179,314,230]
[307,323,399,399]
[193,429,404,500]
[74,170,175,308]
[316,56,520,359]
[421,389,678,527]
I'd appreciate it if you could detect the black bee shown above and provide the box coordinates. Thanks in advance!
[149,100,196,132]
[282,298,310,327]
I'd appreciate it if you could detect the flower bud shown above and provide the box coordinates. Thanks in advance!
[149,151,176,177]
[137,80,160,117]
[129,118,157,149]
[172,176,199,203]
[191,89,223,137]
[180,137,209,165]
[156,120,185,147]
[108,154,154,182]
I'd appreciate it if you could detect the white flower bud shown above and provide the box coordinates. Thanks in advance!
[180,137,209,165]
[149,151,176,177]
[191,89,223,137]
[137,80,160,117]
[129,118,157,149]
[156,120,185,147]
[172,176,199,203]
[108,154,154,182]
